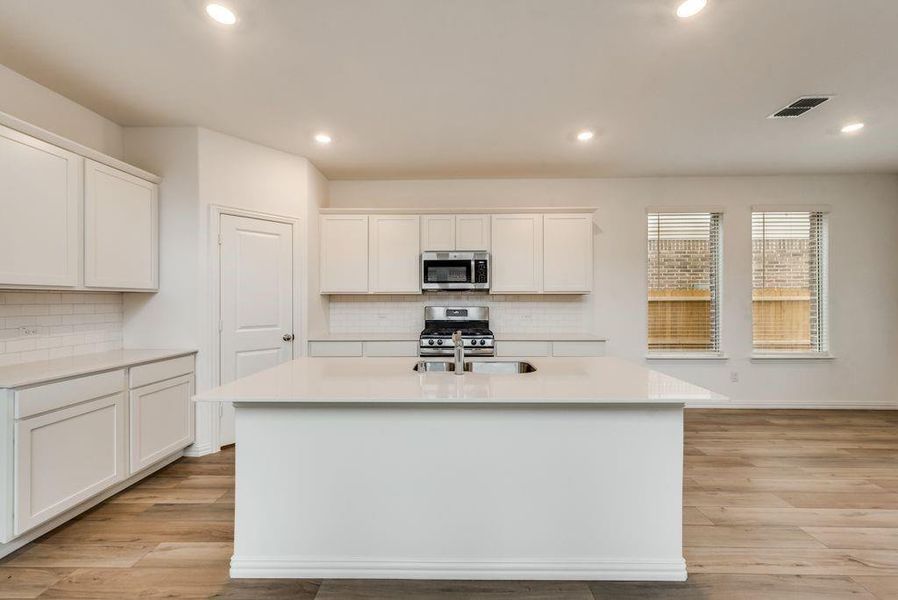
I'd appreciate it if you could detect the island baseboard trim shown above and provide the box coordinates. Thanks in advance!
[229,556,688,581]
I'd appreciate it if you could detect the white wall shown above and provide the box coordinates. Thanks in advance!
[123,126,325,454]
[0,64,123,158]
[330,175,898,408]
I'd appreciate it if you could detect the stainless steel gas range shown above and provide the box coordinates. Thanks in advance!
[418,306,495,357]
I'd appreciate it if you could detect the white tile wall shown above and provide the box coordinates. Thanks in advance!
[328,294,590,334]
[0,291,123,367]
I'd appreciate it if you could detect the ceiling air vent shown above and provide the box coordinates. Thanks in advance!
[768,96,832,119]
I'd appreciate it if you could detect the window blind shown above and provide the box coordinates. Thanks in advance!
[647,212,721,352]
[752,211,829,352]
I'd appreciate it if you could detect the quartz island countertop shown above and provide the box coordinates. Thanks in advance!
[193,356,721,405]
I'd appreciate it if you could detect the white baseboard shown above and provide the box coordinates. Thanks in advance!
[0,450,184,559]
[687,401,898,410]
[229,557,688,581]
[183,440,217,457]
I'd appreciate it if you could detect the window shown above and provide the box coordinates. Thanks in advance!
[647,212,722,353]
[752,211,829,353]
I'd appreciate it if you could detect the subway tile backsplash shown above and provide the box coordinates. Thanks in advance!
[328,294,590,334]
[0,291,123,367]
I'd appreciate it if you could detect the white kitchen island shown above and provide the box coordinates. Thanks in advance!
[194,356,720,581]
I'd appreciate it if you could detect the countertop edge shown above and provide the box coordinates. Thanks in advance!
[0,348,198,389]
[307,333,607,342]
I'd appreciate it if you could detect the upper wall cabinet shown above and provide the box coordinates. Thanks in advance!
[421,214,491,251]
[0,126,82,287]
[543,214,593,293]
[319,210,593,295]
[491,214,543,294]
[420,215,455,251]
[84,160,159,290]
[320,215,369,293]
[0,121,160,292]
[455,215,491,251]
[369,215,421,294]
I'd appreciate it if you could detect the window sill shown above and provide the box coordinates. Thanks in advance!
[751,353,835,361]
[646,353,729,361]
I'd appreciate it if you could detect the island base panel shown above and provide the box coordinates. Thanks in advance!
[230,403,686,581]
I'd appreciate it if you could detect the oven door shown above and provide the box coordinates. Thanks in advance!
[421,257,475,290]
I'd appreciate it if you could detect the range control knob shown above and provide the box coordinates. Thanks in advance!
[479,339,487,345]
[428,339,435,346]
[436,339,443,345]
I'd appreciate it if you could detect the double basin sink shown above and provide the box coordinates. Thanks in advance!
[413,360,536,374]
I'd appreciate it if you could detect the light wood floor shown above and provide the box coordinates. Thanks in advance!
[1,409,896,599]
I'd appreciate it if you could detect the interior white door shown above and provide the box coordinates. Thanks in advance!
[219,215,294,446]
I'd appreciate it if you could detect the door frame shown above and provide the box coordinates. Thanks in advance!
[208,205,305,451]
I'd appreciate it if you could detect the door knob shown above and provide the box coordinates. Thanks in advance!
[283,334,295,342]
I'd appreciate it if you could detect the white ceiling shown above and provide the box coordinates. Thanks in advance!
[0,0,896,179]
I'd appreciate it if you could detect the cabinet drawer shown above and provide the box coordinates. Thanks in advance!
[308,341,364,357]
[129,355,195,389]
[15,393,126,535]
[552,341,606,357]
[130,373,194,474]
[364,341,418,357]
[15,370,125,419]
[495,341,550,357]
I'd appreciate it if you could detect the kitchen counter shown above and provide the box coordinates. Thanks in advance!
[495,332,605,341]
[306,332,605,342]
[196,356,714,582]
[193,356,717,405]
[307,332,418,342]
[0,348,197,388]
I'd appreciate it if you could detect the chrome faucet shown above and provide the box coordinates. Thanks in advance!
[452,330,465,375]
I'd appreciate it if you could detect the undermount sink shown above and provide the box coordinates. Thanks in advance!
[413,360,536,374]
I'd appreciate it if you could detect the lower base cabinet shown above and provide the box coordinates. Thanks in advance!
[129,373,195,474]
[14,393,127,536]
[1,352,196,546]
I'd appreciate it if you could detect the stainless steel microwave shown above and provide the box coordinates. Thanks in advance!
[421,251,489,291]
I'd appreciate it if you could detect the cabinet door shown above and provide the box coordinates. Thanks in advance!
[369,215,421,294]
[84,159,158,290]
[543,213,593,293]
[490,214,543,293]
[0,125,81,287]
[455,214,491,251]
[129,373,195,473]
[14,393,126,535]
[320,215,369,293]
[420,215,455,251]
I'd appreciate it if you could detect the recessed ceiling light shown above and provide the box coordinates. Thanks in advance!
[205,3,237,25]
[840,122,864,134]
[314,133,333,144]
[676,0,707,18]
[576,130,595,142]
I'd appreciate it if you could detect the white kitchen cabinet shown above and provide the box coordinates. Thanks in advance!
[421,214,490,251]
[490,214,543,293]
[14,392,127,535]
[0,125,82,288]
[455,214,491,251]
[420,215,455,251]
[129,373,194,473]
[369,215,421,294]
[543,213,593,293]
[84,159,158,290]
[320,215,369,293]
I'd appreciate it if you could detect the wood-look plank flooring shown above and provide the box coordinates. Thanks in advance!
[1,409,896,599]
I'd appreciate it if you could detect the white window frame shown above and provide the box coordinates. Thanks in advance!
[645,209,725,360]
[750,207,832,360]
